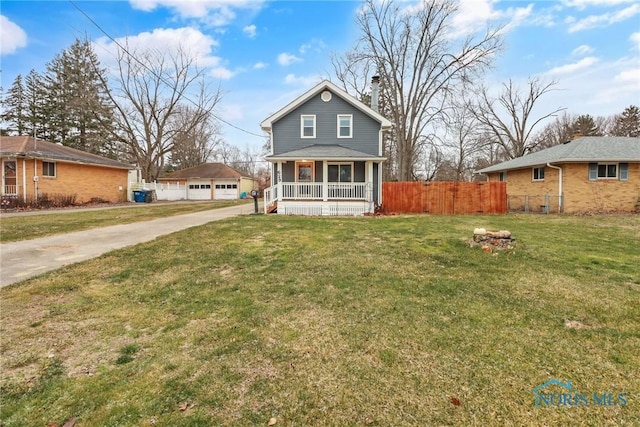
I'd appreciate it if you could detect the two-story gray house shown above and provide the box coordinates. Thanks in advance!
[261,79,392,215]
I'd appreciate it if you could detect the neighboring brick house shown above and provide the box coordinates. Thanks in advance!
[261,78,392,215]
[158,163,257,200]
[476,136,640,213]
[1,136,133,204]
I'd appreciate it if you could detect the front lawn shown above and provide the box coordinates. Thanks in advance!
[1,214,638,426]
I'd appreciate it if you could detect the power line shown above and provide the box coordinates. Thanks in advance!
[68,0,266,139]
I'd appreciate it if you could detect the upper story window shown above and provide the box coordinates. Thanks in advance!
[43,161,56,178]
[301,115,316,138]
[499,171,507,182]
[532,166,545,181]
[337,115,352,138]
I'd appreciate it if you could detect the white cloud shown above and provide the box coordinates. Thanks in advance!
[447,0,534,38]
[129,0,264,26]
[210,67,235,80]
[613,68,640,84]
[93,27,223,70]
[299,38,326,55]
[0,15,27,55]
[572,44,594,56]
[567,4,640,33]
[284,73,322,87]
[130,0,253,17]
[253,61,267,69]
[243,24,257,38]
[631,32,640,50]
[547,57,600,74]
[277,52,302,66]
[562,0,637,10]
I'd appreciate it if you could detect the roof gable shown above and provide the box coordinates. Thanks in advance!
[477,137,640,173]
[260,80,392,131]
[0,136,133,169]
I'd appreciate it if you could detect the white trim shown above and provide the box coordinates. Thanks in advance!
[42,160,57,178]
[301,115,316,139]
[327,162,354,183]
[337,114,353,139]
[296,161,315,182]
[596,162,618,179]
[532,166,545,181]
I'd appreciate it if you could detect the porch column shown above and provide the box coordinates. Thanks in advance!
[276,161,283,201]
[322,161,328,201]
[367,161,374,202]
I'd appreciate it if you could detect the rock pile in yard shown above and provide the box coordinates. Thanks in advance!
[469,228,515,252]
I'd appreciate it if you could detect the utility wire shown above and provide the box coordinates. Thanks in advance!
[68,0,266,139]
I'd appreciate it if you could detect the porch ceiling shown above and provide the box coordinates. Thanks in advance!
[266,144,386,162]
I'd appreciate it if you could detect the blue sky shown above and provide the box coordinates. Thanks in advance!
[1,0,639,153]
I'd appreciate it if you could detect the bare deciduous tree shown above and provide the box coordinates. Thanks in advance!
[168,104,223,171]
[472,77,565,160]
[339,0,502,180]
[104,45,222,181]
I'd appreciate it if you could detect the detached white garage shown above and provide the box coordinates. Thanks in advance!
[214,181,239,200]
[159,163,257,201]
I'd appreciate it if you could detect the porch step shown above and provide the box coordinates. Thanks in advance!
[267,202,278,214]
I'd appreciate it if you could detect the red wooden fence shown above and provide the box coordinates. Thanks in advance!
[382,181,507,214]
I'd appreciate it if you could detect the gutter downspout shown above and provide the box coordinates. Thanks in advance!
[546,163,563,213]
[22,158,27,202]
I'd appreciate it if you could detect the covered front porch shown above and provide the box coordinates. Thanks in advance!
[263,146,384,216]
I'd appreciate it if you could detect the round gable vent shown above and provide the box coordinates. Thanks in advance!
[321,90,332,102]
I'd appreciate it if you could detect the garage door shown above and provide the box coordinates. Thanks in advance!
[187,181,212,200]
[215,183,238,200]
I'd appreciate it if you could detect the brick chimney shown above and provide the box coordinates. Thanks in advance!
[371,75,380,113]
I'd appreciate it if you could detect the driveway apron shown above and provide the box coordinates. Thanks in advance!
[0,204,257,288]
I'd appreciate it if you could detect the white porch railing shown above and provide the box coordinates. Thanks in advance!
[3,185,17,195]
[264,182,370,211]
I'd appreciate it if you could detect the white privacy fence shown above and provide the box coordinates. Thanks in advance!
[129,181,187,201]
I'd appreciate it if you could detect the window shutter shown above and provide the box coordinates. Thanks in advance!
[588,163,597,181]
[619,163,628,181]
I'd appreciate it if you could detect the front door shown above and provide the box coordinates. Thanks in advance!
[3,160,17,195]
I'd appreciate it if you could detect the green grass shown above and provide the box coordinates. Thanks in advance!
[0,200,249,242]
[1,214,639,426]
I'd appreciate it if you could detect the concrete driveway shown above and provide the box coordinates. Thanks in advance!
[0,203,259,288]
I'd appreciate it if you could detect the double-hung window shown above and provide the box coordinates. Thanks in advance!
[337,115,352,138]
[301,115,316,138]
[43,161,56,178]
[532,167,545,181]
[588,163,628,181]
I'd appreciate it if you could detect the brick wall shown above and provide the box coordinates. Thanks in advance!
[487,162,640,213]
[11,158,129,203]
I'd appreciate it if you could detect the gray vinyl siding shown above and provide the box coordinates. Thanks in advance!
[272,90,381,156]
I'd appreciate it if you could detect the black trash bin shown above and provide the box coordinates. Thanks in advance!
[144,189,156,203]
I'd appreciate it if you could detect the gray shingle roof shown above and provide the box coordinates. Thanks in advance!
[265,144,386,161]
[0,136,133,169]
[477,137,640,173]
[160,163,252,179]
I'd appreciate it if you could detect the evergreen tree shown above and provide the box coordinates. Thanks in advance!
[1,75,27,135]
[572,114,600,137]
[24,69,49,139]
[43,38,116,155]
[612,105,640,137]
